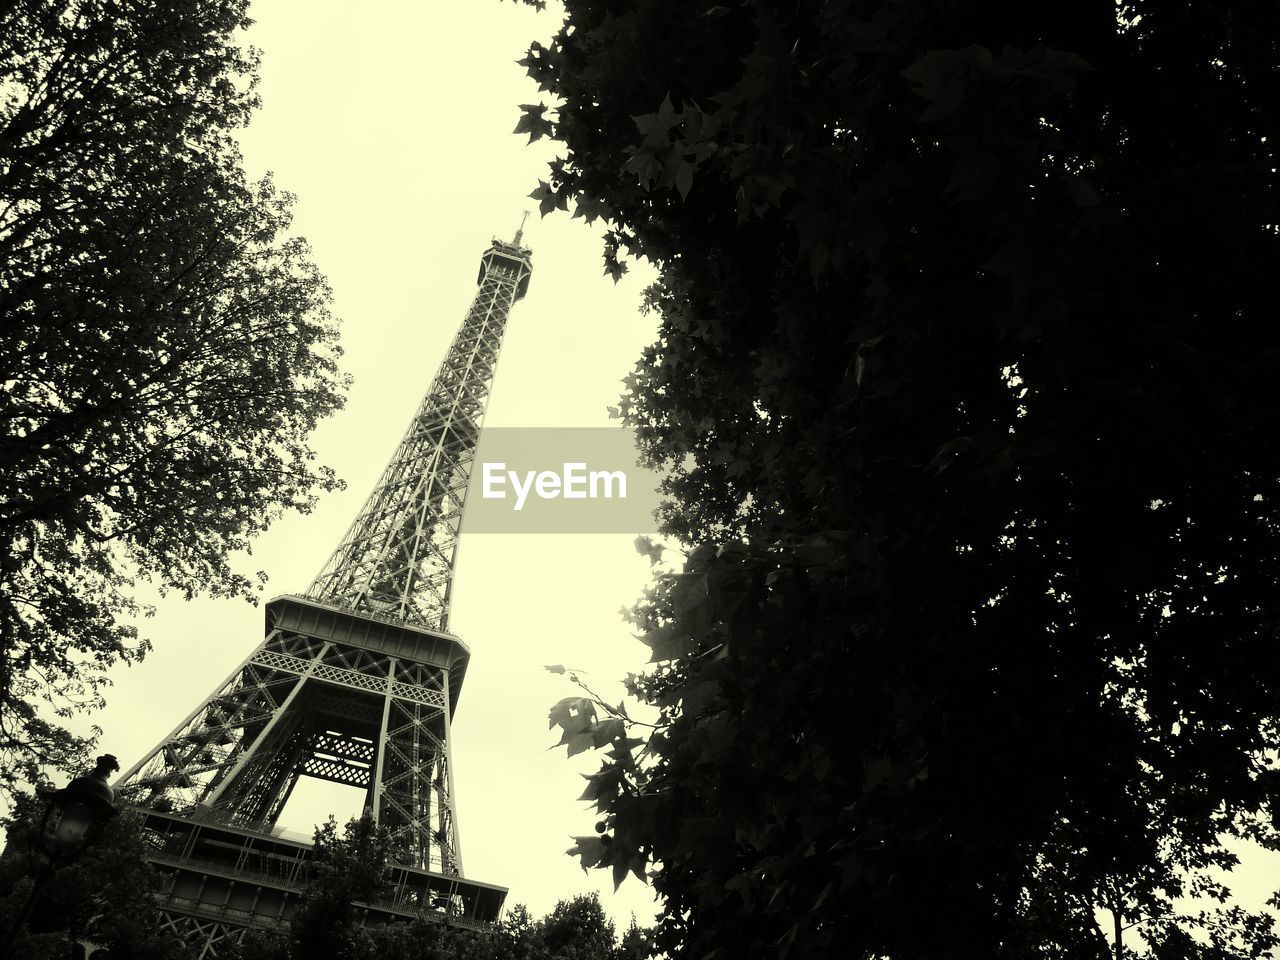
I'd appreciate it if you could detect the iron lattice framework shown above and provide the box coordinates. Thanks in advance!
[115,231,531,955]
[306,234,533,632]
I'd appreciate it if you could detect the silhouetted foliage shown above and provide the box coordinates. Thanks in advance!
[517,0,1280,957]
[0,0,347,797]
[229,815,643,960]
[292,814,392,960]
[0,791,194,959]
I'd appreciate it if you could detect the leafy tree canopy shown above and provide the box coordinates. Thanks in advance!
[230,814,650,960]
[0,0,348,796]
[0,790,196,959]
[515,0,1280,957]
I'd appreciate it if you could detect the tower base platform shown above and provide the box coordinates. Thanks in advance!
[139,809,507,958]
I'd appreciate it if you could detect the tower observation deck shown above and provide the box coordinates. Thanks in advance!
[115,230,533,957]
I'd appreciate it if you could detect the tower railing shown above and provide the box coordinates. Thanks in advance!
[116,230,532,953]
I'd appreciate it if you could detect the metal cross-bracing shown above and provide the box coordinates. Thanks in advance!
[117,597,469,876]
[116,232,528,954]
[306,235,532,633]
[142,807,504,958]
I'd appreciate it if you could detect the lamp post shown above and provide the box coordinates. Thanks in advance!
[0,755,120,959]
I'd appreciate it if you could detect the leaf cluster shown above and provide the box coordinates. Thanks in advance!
[231,815,651,960]
[0,0,349,796]
[0,792,196,958]
[518,0,1280,957]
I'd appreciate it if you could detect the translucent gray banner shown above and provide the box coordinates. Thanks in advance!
[462,427,663,533]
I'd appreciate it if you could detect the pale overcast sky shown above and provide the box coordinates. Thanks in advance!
[87,0,665,929]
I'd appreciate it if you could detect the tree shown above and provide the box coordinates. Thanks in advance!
[0,0,347,796]
[368,895,632,960]
[290,814,391,960]
[231,815,638,960]
[517,0,1280,957]
[536,894,623,960]
[0,791,196,959]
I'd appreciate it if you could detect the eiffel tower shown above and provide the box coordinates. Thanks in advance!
[116,227,533,957]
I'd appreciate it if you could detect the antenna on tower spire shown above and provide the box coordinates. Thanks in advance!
[513,209,530,246]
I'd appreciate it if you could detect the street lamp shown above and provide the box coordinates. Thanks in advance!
[0,755,120,959]
[37,755,120,864]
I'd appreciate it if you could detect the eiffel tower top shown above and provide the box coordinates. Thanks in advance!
[304,228,533,632]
